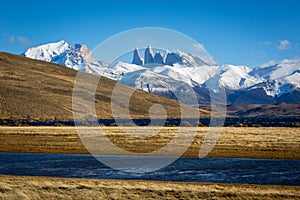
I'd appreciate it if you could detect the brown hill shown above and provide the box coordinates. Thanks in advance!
[226,103,300,117]
[0,52,204,121]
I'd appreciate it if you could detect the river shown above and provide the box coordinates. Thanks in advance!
[0,153,299,186]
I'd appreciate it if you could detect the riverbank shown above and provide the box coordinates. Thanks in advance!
[0,175,299,200]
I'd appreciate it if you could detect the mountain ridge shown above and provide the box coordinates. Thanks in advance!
[23,41,300,104]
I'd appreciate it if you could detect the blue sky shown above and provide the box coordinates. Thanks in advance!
[1,0,300,66]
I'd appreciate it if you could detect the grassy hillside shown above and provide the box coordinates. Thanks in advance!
[0,52,205,120]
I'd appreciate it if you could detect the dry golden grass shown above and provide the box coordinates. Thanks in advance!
[0,175,299,200]
[0,126,299,159]
[0,52,204,120]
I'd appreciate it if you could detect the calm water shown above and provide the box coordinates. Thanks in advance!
[0,153,299,186]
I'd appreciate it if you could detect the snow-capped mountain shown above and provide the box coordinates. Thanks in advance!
[24,40,70,62]
[23,41,300,104]
[24,40,107,72]
[228,59,300,104]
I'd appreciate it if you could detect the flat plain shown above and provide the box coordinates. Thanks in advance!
[0,126,299,159]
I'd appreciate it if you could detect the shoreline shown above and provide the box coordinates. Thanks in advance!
[1,115,300,127]
[0,151,299,161]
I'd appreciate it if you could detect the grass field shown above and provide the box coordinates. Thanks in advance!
[0,175,299,200]
[0,126,299,159]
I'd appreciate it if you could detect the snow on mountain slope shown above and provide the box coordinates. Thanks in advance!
[95,61,201,92]
[170,64,220,85]
[119,69,176,93]
[248,80,282,97]
[96,62,146,81]
[248,59,300,97]
[176,50,216,66]
[284,72,300,88]
[24,40,70,62]
[150,65,197,87]
[117,68,202,104]
[250,59,300,80]
[215,65,262,90]
[83,61,108,75]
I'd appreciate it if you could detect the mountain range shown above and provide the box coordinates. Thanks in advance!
[24,40,300,104]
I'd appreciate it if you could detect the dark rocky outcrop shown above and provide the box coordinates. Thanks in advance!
[132,48,143,65]
[165,52,183,66]
[153,52,164,64]
[144,46,154,64]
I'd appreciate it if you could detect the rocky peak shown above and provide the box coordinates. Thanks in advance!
[144,45,154,64]
[132,48,144,65]
[131,46,186,66]
[153,52,164,65]
[165,52,183,66]
[78,44,95,63]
